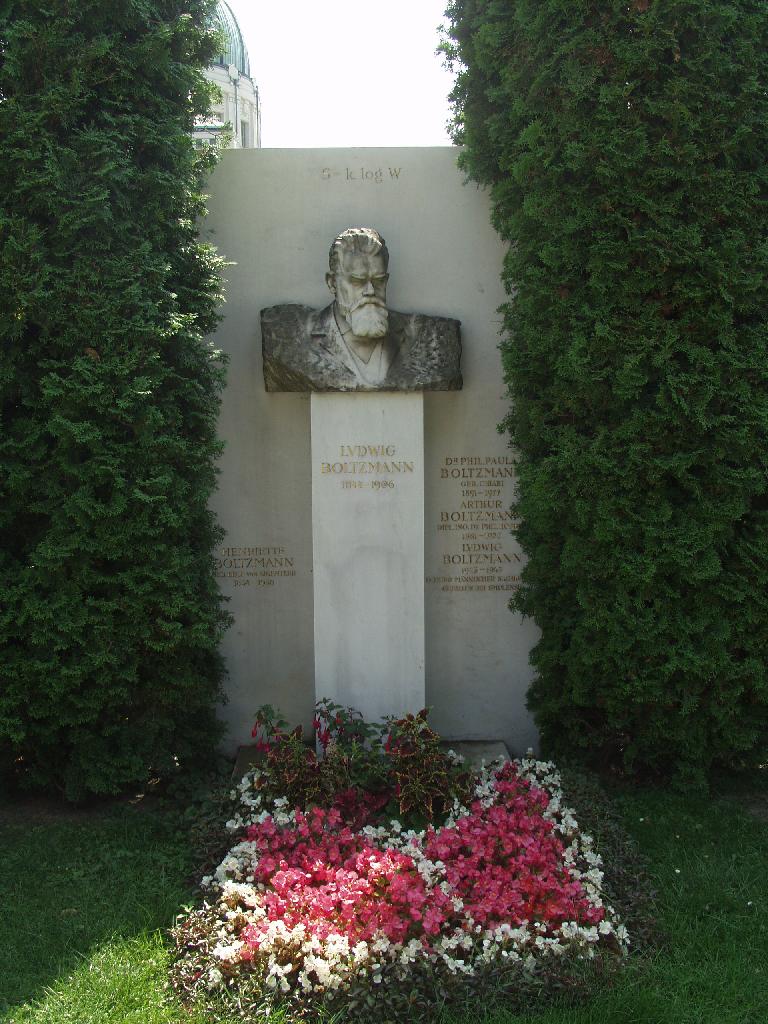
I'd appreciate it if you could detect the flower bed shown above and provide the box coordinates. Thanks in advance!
[170,705,628,1021]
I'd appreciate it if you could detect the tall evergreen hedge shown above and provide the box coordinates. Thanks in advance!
[0,1,230,799]
[444,0,768,786]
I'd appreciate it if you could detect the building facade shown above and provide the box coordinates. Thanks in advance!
[194,1,260,149]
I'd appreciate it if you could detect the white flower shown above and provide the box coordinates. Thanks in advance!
[211,940,243,961]
[205,966,223,988]
[174,746,633,1008]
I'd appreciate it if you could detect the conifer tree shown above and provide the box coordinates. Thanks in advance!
[0,0,230,798]
[444,0,768,786]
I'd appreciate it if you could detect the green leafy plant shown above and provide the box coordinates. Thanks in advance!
[443,0,768,789]
[385,709,474,823]
[0,0,229,799]
[251,711,329,810]
[250,701,474,830]
[171,721,631,1024]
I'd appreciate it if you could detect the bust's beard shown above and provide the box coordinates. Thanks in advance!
[344,300,389,339]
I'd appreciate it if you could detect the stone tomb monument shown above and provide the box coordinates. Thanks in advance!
[203,148,539,755]
[262,226,461,721]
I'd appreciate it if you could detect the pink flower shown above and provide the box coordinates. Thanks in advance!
[239,761,605,958]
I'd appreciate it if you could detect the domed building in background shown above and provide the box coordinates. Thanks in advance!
[194,0,261,149]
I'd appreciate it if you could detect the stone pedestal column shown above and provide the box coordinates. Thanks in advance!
[311,392,425,722]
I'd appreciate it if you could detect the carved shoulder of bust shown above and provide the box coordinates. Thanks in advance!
[385,311,462,391]
[262,305,315,392]
[262,303,359,392]
[261,303,462,393]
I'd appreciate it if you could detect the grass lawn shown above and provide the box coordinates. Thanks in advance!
[1,774,766,1024]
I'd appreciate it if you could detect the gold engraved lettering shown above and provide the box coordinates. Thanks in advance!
[340,444,397,458]
[215,544,297,585]
[430,454,523,592]
[443,553,514,566]
[321,460,414,475]
[440,467,514,480]
[439,510,513,523]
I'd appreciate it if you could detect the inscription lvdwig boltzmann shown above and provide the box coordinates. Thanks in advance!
[318,443,415,491]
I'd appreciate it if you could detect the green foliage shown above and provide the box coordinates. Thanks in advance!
[557,766,658,952]
[0,1,230,799]
[1,812,189,1012]
[385,708,473,822]
[250,701,474,829]
[443,0,768,787]
[3,778,766,1024]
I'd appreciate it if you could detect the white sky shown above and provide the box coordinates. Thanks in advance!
[225,0,457,148]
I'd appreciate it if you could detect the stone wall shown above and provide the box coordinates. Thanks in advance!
[203,147,539,755]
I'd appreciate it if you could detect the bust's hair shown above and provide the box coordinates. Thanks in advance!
[328,227,389,275]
